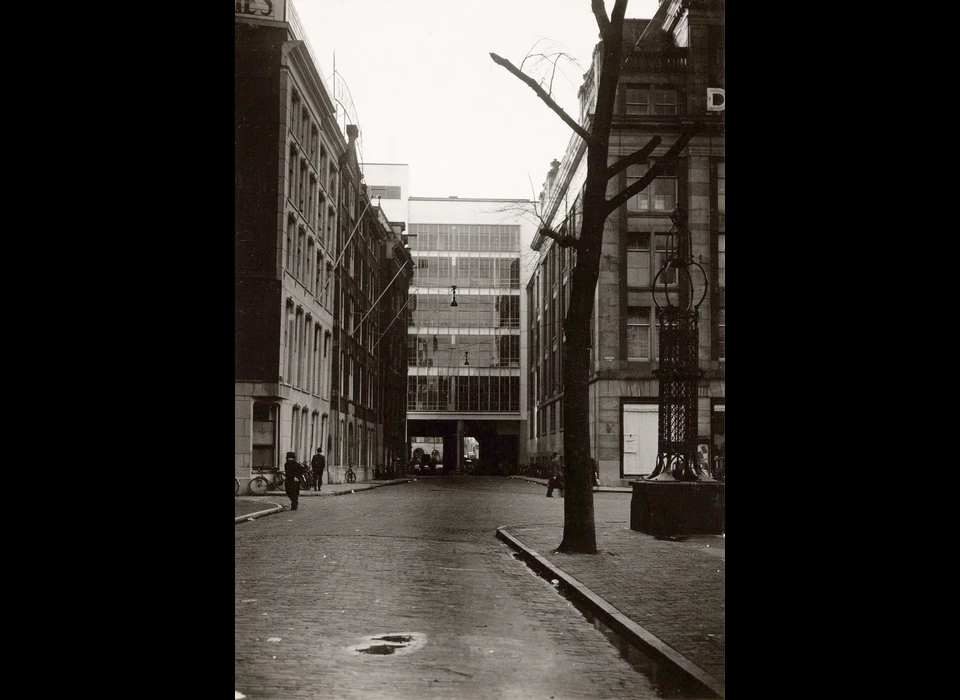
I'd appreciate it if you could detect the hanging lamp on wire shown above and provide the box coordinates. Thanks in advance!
[450,285,458,307]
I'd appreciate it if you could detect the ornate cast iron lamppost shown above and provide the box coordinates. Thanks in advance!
[647,206,713,482]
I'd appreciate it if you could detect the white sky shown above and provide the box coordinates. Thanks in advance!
[293,0,663,200]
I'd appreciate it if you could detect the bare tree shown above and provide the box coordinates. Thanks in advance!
[492,0,697,553]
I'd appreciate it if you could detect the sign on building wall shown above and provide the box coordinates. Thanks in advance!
[235,0,284,21]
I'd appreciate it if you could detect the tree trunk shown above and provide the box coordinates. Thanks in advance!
[557,179,608,554]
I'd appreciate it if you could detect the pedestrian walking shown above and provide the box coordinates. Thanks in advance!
[546,452,564,498]
[310,447,326,492]
[590,457,600,490]
[284,451,301,510]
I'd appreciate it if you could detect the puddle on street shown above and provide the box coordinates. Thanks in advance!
[348,632,426,657]
[358,644,396,655]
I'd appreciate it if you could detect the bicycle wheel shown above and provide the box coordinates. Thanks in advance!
[235,478,240,496]
[274,471,285,489]
[346,469,356,484]
[248,475,270,495]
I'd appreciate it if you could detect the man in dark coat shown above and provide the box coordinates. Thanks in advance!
[284,451,301,510]
[310,447,326,492]
[546,452,563,497]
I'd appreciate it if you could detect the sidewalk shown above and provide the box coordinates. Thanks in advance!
[235,478,413,522]
[499,478,725,698]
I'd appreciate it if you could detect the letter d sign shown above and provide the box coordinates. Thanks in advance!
[707,88,725,112]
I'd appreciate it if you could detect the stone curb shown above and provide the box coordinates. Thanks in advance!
[258,478,414,498]
[235,480,415,524]
[506,475,632,493]
[496,526,725,699]
[235,503,285,524]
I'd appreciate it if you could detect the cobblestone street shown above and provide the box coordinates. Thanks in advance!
[236,477,718,699]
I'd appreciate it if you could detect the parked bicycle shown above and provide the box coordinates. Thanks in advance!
[248,467,282,495]
[344,464,357,484]
[297,462,313,489]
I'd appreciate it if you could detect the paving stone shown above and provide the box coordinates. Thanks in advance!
[236,476,722,699]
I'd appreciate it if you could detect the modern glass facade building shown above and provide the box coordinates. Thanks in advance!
[407,223,521,415]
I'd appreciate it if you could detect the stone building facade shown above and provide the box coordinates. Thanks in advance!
[234,1,409,491]
[526,0,725,485]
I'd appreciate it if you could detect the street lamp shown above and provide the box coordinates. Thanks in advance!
[648,206,712,482]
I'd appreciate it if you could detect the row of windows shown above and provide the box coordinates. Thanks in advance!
[412,257,520,289]
[288,144,338,250]
[335,419,375,468]
[407,225,520,252]
[339,350,377,407]
[367,185,401,200]
[409,334,520,368]
[407,375,520,412]
[535,399,564,438]
[283,300,332,397]
[409,294,520,328]
[285,216,334,308]
[624,87,679,115]
[290,405,327,466]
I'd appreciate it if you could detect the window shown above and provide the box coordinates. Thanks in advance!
[717,161,725,230]
[627,160,678,211]
[627,307,651,360]
[625,229,676,286]
[284,300,294,382]
[367,185,401,200]
[654,234,677,284]
[291,406,300,459]
[288,146,297,201]
[296,226,305,281]
[626,233,651,287]
[298,161,307,212]
[718,304,725,361]
[290,90,301,137]
[718,234,725,288]
[286,216,295,272]
[296,307,305,386]
[306,239,315,292]
[625,87,678,115]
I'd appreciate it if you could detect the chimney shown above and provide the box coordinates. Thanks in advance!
[545,159,561,194]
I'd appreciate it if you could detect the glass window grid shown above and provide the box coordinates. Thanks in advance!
[408,294,520,329]
[406,375,520,412]
[407,224,521,252]
[407,333,519,368]
[411,257,519,289]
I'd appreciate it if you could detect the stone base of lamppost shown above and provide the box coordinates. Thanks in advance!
[630,480,725,537]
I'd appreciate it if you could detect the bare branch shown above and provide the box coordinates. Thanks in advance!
[539,227,582,250]
[604,123,699,215]
[606,135,662,180]
[591,0,610,37]
[609,0,628,31]
[490,52,596,145]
